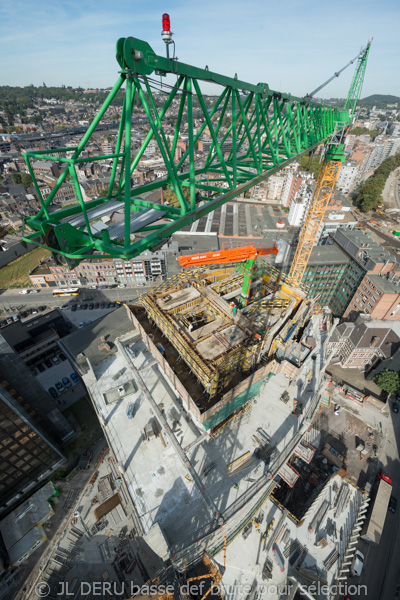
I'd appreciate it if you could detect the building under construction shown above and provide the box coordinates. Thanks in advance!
[134,260,314,431]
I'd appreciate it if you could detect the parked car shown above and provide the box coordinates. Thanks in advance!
[38,306,47,312]
[29,289,39,294]
[117,284,126,288]
[59,352,67,362]
[110,302,116,308]
[52,356,60,364]
[62,376,72,388]
[76,305,82,311]
[48,387,58,399]
[55,381,65,393]
[44,359,53,368]
[392,401,399,413]
[94,302,99,309]
[79,322,85,328]
[100,302,105,309]
[19,289,29,294]
[71,305,77,312]
[82,304,88,310]
[88,303,94,310]
[60,304,69,310]
[350,550,364,577]
[388,496,397,513]
[37,363,45,373]
[70,372,79,383]
[105,302,110,309]
[89,285,97,289]
[99,285,107,289]
[12,315,19,322]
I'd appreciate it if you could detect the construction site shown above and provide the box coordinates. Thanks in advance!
[136,251,315,423]
[11,19,378,600]
[50,292,373,600]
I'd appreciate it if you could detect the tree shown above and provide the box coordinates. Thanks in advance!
[373,369,400,395]
[11,173,22,185]
[163,186,190,208]
[20,173,33,188]
[350,126,380,141]
[299,154,321,179]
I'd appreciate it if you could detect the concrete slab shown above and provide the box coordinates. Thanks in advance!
[189,316,227,342]
[195,325,248,360]
[156,287,201,311]
[215,473,365,600]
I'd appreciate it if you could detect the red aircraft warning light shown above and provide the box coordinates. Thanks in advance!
[161,13,173,55]
[162,13,171,32]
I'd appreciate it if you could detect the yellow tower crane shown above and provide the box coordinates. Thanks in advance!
[288,41,371,287]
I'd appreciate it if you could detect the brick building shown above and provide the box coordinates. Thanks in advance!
[327,315,400,369]
[344,273,400,320]
[29,249,167,288]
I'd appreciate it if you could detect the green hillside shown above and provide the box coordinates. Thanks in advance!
[360,94,400,106]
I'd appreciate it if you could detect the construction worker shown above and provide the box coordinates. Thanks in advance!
[233,483,239,490]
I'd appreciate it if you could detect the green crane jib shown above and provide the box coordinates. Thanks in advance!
[21,26,368,267]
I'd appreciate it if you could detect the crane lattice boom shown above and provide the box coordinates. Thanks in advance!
[20,30,365,267]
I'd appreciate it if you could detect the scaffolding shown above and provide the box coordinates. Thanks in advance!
[139,266,310,398]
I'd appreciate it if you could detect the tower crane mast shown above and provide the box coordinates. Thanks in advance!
[288,42,371,287]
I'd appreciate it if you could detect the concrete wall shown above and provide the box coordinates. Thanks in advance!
[126,310,201,420]
[201,360,281,430]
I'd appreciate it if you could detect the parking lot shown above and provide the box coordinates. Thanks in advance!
[60,302,117,328]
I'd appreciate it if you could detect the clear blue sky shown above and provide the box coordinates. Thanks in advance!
[0,0,399,99]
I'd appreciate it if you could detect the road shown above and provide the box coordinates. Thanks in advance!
[382,169,400,211]
[0,283,155,314]
[356,403,400,599]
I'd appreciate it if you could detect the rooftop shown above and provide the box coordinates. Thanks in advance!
[68,304,328,553]
[60,306,134,372]
[214,472,366,600]
[308,244,350,267]
[0,482,54,550]
[368,272,400,294]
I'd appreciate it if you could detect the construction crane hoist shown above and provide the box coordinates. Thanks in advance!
[178,244,278,307]
[20,13,371,275]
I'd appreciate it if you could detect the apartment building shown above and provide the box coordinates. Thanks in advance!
[29,249,167,288]
[327,316,400,369]
[335,162,360,194]
[344,273,400,320]
[317,211,357,245]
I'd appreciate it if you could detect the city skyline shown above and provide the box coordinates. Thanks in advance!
[1,0,399,98]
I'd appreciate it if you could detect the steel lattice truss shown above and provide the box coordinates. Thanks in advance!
[22,36,352,265]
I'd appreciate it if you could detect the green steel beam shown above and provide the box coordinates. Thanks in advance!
[21,37,370,264]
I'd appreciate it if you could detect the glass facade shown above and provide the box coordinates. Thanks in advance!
[0,377,63,510]
[302,260,365,317]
